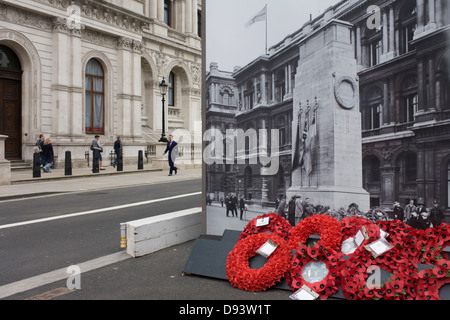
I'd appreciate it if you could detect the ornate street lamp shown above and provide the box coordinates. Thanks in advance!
[159,77,169,143]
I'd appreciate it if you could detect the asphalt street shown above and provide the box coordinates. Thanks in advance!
[0,180,201,286]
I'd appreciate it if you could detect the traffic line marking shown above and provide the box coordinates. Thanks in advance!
[0,191,201,230]
[0,251,131,299]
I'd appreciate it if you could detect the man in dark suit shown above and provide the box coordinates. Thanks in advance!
[163,134,178,176]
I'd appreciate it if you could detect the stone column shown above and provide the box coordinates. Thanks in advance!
[117,37,133,137]
[70,28,83,138]
[185,0,193,34]
[0,135,11,185]
[192,0,198,35]
[416,0,426,34]
[436,0,443,27]
[356,26,362,65]
[131,40,143,138]
[417,59,426,112]
[428,57,436,111]
[149,0,157,19]
[381,166,395,207]
[157,0,164,22]
[383,81,389,125]
[389,6,395,54]
[52,17,71,139]
[260,72,267,104]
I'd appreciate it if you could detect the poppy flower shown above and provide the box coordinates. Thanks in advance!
[432,267,447,279]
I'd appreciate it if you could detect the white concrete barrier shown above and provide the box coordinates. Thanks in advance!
[125,207,203,258]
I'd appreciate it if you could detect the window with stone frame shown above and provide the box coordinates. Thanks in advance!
[362,86,383,130]
[85,58,105,134]
[164,0,171,26]
[399,1,417,54]
[168,71,175,106]
[363,23,382,67]
[275,69,285,102]
[400,75,418,123]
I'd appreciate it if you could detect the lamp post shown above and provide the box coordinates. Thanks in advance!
[159,77,169,143]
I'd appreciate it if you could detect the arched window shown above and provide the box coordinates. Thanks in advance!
[363,155,381,185]
[0,45,21,71]
[397,151,417,184]
[168,71,175,106]
[85,58,104,134]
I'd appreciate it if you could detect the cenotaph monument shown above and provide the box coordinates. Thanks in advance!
[287,19,370,212]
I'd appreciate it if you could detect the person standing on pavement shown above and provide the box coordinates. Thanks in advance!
[90,135,105,170]
[239,195,245,220]
[35,133,45,166]
[295,195,304,225]
[163,134,178,176]
[112,135,123,168]
[231,194,238,217]
[42,138,54,173]
[277,195,287,218]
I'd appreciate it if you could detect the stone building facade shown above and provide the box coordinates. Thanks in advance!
[206,0,450,214]
[0,0,202,169]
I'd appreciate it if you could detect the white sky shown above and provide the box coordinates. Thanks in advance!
[205,0,342,72]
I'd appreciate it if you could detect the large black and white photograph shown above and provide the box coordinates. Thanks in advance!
[201,0,450,299]
[205,0,450,234]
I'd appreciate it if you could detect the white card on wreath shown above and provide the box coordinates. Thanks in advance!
[289,285,319,300]
[365,238,393,257]
[256,239,278,258]
[354,229,365,246]
[256,217,270,227]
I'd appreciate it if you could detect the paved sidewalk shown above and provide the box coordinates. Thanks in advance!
[0,165,202,200]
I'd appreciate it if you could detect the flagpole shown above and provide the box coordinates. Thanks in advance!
[265,4,268,55]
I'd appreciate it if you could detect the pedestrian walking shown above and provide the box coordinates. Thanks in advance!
[42,138,54,173]
[113,135,123,168]
[90,135,105,170]
[163,134,178,176]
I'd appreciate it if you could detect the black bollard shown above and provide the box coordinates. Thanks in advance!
[65,150,72,176]
[117,149,123,172]
[32,152,41,178]
[138,150,143,170]
[92,149,100,173]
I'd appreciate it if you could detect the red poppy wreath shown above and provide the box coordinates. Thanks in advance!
[416,258,450,300]
[288,214,342,250]
[226,233,292,292]
[287,243,343,299]
[340,247,419,300]
[239,213,292,242]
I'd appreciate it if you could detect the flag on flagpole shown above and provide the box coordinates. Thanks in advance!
[246,5,267,27]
